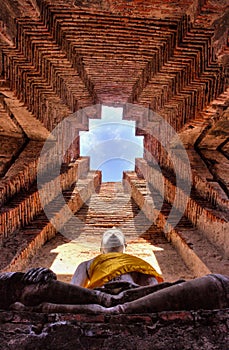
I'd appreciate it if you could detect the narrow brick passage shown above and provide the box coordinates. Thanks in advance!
[25,182,194,283]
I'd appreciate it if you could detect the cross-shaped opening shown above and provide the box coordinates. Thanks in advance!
[80,105,143,182]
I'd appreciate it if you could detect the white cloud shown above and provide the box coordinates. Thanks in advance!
[80,107,143,181]
[80,130,99,154]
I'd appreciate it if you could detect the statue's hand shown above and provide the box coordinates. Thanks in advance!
[22,267,57,284]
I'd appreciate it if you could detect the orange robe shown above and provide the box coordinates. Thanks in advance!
[86,252,163,288]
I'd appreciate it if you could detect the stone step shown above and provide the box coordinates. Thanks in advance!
[124,170,229,277]
[0,141,44,206]
[0,170,101,272]
[0,157,90,240]
[24,181,195,282]
[134,158,228,256]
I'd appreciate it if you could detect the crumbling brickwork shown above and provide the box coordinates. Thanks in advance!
[0,309,228,350]
[0,0,228,348]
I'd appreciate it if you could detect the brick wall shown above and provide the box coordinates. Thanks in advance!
[0,309,228,350]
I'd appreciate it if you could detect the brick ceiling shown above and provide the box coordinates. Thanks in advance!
[0,0,228,290]
[0,0,228,180]
[0,1,228,116]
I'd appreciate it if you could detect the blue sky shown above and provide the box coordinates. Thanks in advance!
[80,106,143,182]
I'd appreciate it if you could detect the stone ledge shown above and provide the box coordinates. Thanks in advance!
[0,309,228,349]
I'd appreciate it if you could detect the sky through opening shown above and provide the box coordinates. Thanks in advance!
[80,106,143,182]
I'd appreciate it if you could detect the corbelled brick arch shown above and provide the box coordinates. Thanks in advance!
[0,0,228,347]
[0,0,227,270]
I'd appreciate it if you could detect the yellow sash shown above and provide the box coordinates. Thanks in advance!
[86,252,163,288]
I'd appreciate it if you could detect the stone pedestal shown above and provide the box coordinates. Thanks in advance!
[0,309,228,350]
